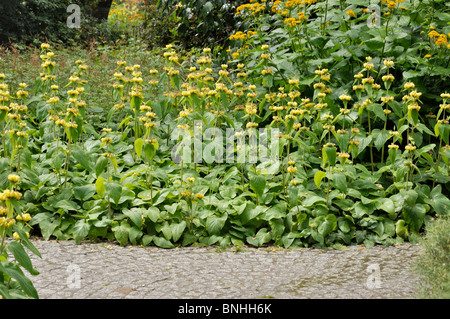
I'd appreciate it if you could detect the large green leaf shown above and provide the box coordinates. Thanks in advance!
[376,198,395,215]
[331,171,347,192]
[430,185,450,216]
[153,236,175,248]
[95,177,106,197]
[74,184,96,201]
[250,175,266,198]
[143,207,160,223]
[318,214,337,237]
[396,219,408,239]
[134,138,144,158]
[123,209,142,228]
[314,170,326,189]
[7,241,39,276]
[72,219,90,244]
[403,204,426,233]
[54,200,80,212]
[95,156,108,178]
[0,262,39,299]
[246,228,272,247]
[106,182,122,205]
[206,214,228,235]
[112,222,130,246]
[71,146,92,172]
[171,221,187,242]
[14,229,41,258]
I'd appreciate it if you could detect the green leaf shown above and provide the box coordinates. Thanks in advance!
[171,221,187,242]
[324,145,337,166]
[367,104,385,121]
[72,219,90,244]
[95,156,108,178]
[71,146,92,172]
[123,209,142,228]
[403,189,418,207]
[376,198,395,215]
[135,138,144,158]
[246,228,272,247]
[250,175,266,198]
[331,171,347,192]
[373,129,390,151]
[269,218,285,239]
[73,184,96,201]
[337,217,351,233]
[128,226,143,245]
[318,214,337,237]
[106,182,122,205]
[54,200,80,212]
[357,136,372,156]
[264,204,286,220]
[396,219,408,239]
[302,195,326,207]
[430,185,450,216]
[403,204,426,233]
[143,207,160,223]
[314,170,326,189]
[109,157,118,175]
[112,222,130,246]
[206,214,228,235]
[153,236,175,248]
[0,262,38,299]
[95,177,106,197]
[14,229,41,258]
[7,241,39,276]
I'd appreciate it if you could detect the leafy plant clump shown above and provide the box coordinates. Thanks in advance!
[413,215,450,299]
[0,0,449,252]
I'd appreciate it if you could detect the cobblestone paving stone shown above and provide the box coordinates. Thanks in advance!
[25,239,422,299]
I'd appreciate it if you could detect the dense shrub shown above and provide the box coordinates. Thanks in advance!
[0,0,120,47]
[158,0,249,49]
[0,1,449,254]
[414,215,450,298]
[0,0,76,45]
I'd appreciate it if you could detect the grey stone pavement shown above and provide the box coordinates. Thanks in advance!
[22,238,423,299]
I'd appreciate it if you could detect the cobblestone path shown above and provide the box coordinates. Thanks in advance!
[26,239,421,299]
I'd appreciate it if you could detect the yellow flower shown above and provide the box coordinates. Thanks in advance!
[195,193,205,200]
[101,137,113,144]
[8,174,20,183]
[181,190,191,197]
[346,10,356,18]
[0,207,7,215]
[404,81,415,89]
[405,144,416,151]
[287,166,297,174]
[388,143,399,149]
[0,189,22,201]
[339,94,352,101]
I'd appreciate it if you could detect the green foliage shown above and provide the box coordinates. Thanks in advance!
[0,1,449,252]
[158,0,248,49]
[414,214,450,298]
[0,0,76,45]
